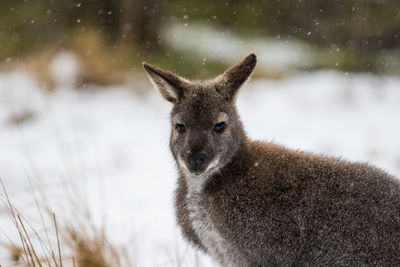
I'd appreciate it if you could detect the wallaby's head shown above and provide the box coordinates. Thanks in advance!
[144,54,256,176]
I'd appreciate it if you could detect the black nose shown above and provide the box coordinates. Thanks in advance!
[187,150,206,168]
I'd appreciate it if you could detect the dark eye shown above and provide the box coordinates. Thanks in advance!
[175,123,186,133]
[214,122,226,133]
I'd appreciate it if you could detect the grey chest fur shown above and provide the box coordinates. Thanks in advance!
[185,177,247,266]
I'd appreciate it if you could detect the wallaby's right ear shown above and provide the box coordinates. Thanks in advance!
[215,53,257,102]
[143,62,187,103]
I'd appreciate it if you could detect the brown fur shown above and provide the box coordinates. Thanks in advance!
[144,54,400,266]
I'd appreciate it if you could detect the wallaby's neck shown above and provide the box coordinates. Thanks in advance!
[219,134,251,176]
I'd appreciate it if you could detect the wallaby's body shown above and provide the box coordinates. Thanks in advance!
[144,54,400,266]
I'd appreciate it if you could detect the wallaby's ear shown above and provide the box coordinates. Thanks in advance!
[143,62,188,103]
[215,53,257,102]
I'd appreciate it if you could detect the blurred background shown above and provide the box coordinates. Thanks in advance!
[2,0,400,81]
[0,0,400,266]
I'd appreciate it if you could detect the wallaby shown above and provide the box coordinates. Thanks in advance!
[143,54,400,266]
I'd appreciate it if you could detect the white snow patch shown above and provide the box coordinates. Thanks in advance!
[50,52,80,88]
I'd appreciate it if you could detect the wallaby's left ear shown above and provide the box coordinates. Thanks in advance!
[215,53,257,102]
[143,62,188,104]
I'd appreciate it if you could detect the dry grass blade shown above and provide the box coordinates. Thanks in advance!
[17,215,43,267]
[27,173,53,256]
[0,180,30,265]
[53,213,63,267]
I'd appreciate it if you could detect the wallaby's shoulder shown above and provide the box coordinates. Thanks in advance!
[245,140,400,201]
[249,139,396,180]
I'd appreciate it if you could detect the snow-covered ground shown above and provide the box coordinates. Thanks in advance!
[0,67,399,266]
